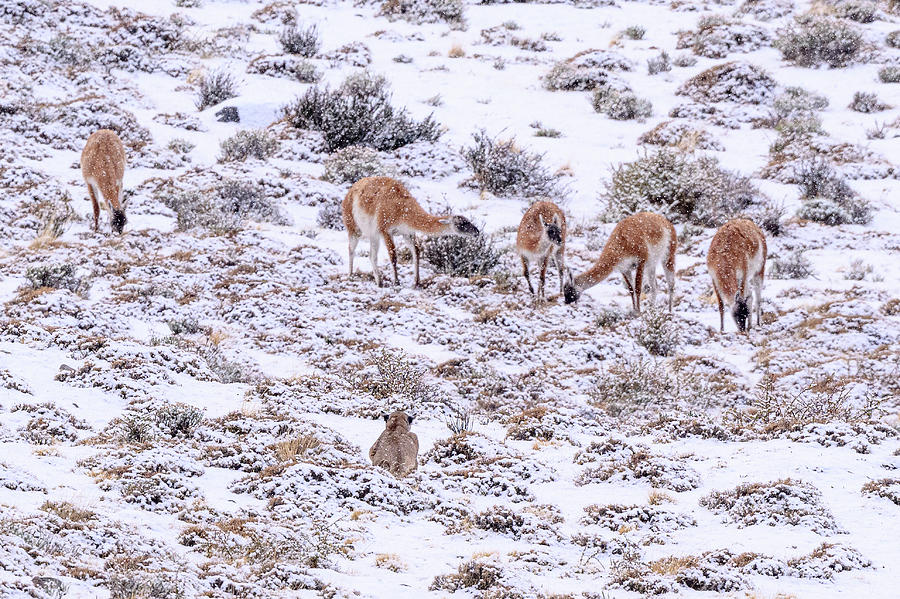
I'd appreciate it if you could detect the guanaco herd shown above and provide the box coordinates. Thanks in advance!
[81,129,768,478]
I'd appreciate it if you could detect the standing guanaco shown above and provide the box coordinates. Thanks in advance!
[563,212,676,313]
[707,218,766,333]
[81,129,127,234]
[342,176,480,287]
[516,201,567,300]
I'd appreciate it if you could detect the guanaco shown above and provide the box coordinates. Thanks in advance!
[81,129,127,234]
[707,218,766,333]
[563,212,676,313]
[369,411,418,478]
[516,201,567,300]
[342,176,480,287]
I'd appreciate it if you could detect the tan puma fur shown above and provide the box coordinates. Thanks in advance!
[81,129,127,234]
[564,211,676,312]
[369,411,419,478]
[707,218,767,333]
[342,177,480,287]
[516,201,567,300]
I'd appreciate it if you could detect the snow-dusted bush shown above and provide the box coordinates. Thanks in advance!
[768,250,814,279]
[775,16,862,68]
[472,505,526,537]
[677,15,770,58]
[219,129,278,162]
[788,542,872,579]
[47,33,93,67]
[701,479,839,533]
[604,148,759,226]
[849,91,889,112]
[155,403,203,438]
[283,72,441,151]
[794,158,871,225]
[278,24,320,57]
[247,55,321,83]
[771,86,829,121]
[423,233,501,277]
[462,130,564,197]
[647,51,671,75]
[162,180,289,233]
[735,0,794,21]
[638,121,724,151]
[836,0,878,23]
[677,61,778,104]
[543,49,632,91]
[879,66,900,83]
[575,439,701,491]
[623,25,645,40]
[592,87,652,121]
[430,560,503,592]
[380,0,466,26]
[322,146,395,185]
[888,31,900,48]
[582,503,696,533]
[633,308,681,357]
[24,264,85,293]
[195,69,239,110]
[861,478,900,505]
[316,202,343,230]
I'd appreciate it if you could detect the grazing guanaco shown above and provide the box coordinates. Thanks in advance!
[516,201,567,300]
[342,176,480,287]
[369,411,418,478]
[563,212,676,313]
[81,129,127,234]
[707,218,767,333]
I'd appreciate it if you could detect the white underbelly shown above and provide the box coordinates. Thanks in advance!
[352,201,380,239]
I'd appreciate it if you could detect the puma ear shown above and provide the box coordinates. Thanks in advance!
[407,415,414,426]
[382,413,389,422]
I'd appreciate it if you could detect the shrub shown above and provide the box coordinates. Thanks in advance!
[380,0,466,26]
[772,86,829,121]
[888,31,900,48]
[837,0,877,23]
[322,146,394,185]
[162,180,289,233]
[316,202,343,230]
[768,250,814,279]
[25,264,85,293]
[677,61,777,104]
[282,72,441,151]
[861,478,900,506]
[247,55,321,83]
[849,91,888,112]
[633,308,681,357]
[218,129,278,161]
[672,54,698,67]
[794,158,871,225]
[542,49,632,91]
[430,560,503,592]
[422,232,502,277]
[604,149,759,226]
[48,33,93,67]
[775,16,862,68]
[462,129,564,197]
[844,258,874,281]
[593,87,652,120]
[758,202,787,236]
[155,403,203,438]
[278,24,320,57]
[647,51,671,75]
[879,67,900,83]
[196,69,239,111]
[623,25,646,40]
[472,506,525,537]
[676,15,770,58]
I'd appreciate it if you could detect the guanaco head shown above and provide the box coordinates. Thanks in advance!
[538,214,563,246]
[112,209,127,234]
[382,411,414,431]
[563,269,580,304]
[732,293,750,332]
[450,215,480,237]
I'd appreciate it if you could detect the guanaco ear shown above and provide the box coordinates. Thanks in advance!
[538,213,546,228]
[407,415,414,426]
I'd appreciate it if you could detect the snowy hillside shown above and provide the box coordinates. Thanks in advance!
[1,0,899,597]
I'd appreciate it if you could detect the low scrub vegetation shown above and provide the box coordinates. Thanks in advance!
[774,16,862,68]
[462,129,565,198]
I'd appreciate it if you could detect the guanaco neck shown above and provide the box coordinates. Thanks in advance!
[390,198,452,236]
[574,245,622,292]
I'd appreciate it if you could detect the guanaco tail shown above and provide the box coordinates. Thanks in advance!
[707,218,767,333]
[563,211,676,313]
[516,201,567,300]
[342,176,480,287]
[81,129,127,234]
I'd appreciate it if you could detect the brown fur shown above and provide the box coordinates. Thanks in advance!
[342,176,479,287]
[81,129,126,234]
[369,411,419,478]
[516,201,567,300]
[567,212,676,312]
[707,218,767,333]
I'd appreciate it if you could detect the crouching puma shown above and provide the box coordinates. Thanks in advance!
[369,411,418,478]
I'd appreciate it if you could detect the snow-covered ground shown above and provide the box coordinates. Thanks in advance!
[1,0,899,597]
